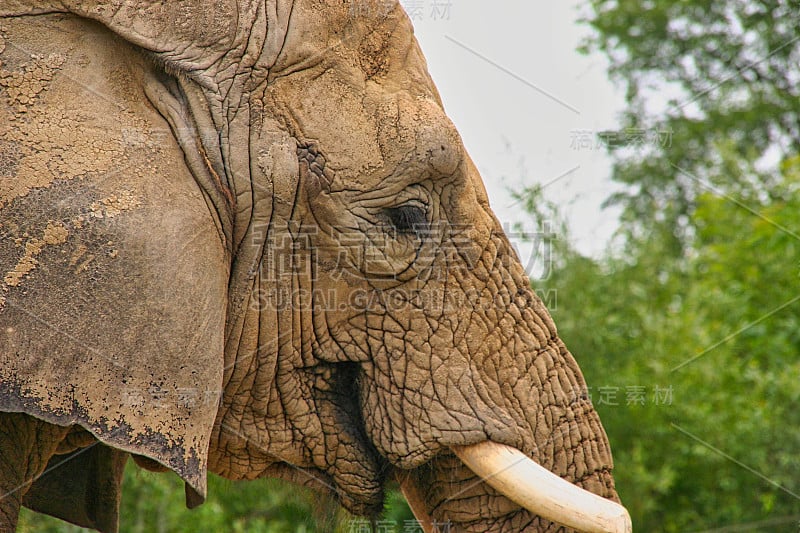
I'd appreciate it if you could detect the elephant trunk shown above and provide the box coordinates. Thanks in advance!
[352,225,625,530]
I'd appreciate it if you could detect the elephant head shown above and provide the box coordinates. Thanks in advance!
[0,1,628,531]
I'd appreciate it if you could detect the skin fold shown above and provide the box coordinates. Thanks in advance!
[0,2,621,532]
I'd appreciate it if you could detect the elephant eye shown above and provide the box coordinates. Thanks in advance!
[384,203,428,235]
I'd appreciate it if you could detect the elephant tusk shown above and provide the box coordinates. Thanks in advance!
[396,470,435,533]
[451,442,632,533]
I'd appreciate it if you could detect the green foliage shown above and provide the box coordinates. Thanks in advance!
[533,164,800,530]
[20,464,348,532]
[19,463,415,532]
[580,0,800,251]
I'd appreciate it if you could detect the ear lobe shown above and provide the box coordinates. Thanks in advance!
[23,445,129,533]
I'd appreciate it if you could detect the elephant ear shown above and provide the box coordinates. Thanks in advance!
[22,445,128,533]
[1,1,292,91]
[0,15,228,506]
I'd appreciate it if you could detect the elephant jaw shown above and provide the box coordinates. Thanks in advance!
[396,443,631,533]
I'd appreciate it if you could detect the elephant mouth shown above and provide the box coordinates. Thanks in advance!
[395,444,631,533]
[322,363,630,532]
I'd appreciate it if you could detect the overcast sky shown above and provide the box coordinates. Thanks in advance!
[402,0,625,272]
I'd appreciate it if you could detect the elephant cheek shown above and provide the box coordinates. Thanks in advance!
[353,311,525,467]
[351,230,619,524]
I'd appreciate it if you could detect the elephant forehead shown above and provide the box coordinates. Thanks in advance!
[266,71,384,181]
[272,84,457,184]
[265,0,457,189]
[272,0,423,81]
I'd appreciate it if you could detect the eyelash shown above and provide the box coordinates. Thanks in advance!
[384,203,428,235]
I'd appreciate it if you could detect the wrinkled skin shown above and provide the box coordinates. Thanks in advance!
[0,2,620,532]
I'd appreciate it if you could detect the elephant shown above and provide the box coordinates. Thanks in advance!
[0,1,630,532]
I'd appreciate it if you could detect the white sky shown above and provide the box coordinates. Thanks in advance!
[403,0,626,272]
